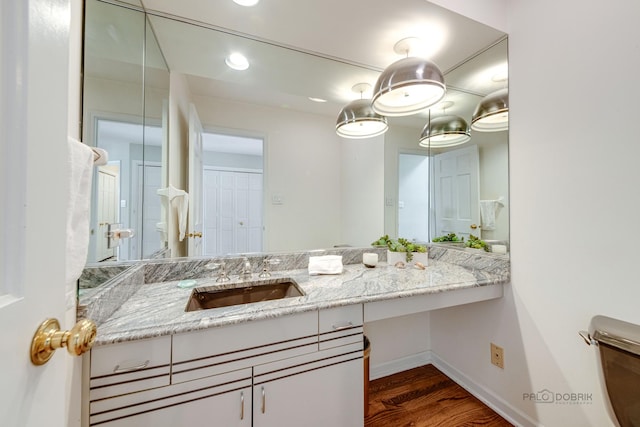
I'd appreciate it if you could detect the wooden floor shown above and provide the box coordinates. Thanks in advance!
[365,365,512,427]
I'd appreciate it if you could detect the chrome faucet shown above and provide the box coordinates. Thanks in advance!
[239,257,252,279]
[205,261,230,282]
[259,258,281,278]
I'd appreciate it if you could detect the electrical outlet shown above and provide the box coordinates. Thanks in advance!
[491,343,504,369]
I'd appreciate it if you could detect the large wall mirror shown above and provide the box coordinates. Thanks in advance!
[82,0,508,272]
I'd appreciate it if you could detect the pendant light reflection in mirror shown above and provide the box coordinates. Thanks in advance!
[471,87,509,132]
[336,83,388,139]
[371,38,446,117]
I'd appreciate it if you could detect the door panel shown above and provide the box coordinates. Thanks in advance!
[434,145,480,240]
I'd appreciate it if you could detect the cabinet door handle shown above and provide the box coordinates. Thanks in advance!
[240,391,244,420]
[332,321,354,331]
[113,360,150,373]
[261,386,266,414]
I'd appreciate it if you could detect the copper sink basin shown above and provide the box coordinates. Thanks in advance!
[185,278,304,311]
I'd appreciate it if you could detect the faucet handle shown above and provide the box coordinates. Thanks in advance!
[259,258,281,278]
[205,261,230,282]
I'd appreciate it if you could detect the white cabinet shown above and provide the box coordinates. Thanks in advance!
[85,306,364,427]
[96,384,251,427]
[89,367,252,426]
[253,343,363,427]
[118,389,251,427]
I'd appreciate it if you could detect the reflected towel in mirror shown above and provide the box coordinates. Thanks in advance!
[157,185,189,241]
[480,200,499,230]
[66,138,95,290]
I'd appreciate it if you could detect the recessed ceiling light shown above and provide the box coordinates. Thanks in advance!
[233,0,260,6]
[308,97,327,103]
[225,53,249,71]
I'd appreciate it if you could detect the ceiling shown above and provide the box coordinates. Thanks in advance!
[142,0,506,128]
[95,0,507,133]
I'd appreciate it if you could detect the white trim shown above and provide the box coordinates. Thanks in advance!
[204,165,263,174]
[369,351,433,380]
[431,352,539,427]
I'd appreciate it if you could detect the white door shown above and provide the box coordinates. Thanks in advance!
[132,162,163,259]
[433,145,480,240]
[95,166,119,261]
[1,0,76,425]
[205,170,263,256]
[188,104,204,256]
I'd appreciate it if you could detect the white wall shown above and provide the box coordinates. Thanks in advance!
[191,95,344,252]
[340,136,385,247]
[429,0,640,426]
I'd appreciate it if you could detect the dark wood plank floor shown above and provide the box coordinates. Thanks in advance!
[365,364,512,427]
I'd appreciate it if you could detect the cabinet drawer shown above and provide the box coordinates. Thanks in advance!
[319,304,363,333]
[319,305,363,350]
[172,310,318,383]
[89,335,171,399]
[173,310,317,364]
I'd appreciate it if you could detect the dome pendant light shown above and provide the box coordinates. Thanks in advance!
[336,83,388,139]
[471,88,509,132]
[372,38,446,117]
[419,114,471,148]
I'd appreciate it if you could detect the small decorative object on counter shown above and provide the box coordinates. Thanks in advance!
[363,253,378,268]
[371,235,428,265]
[465,234,489,251]
[432,233,464,243]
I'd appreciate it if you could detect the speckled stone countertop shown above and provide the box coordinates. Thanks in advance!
[90,247,509,346]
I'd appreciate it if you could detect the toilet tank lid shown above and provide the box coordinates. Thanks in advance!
[590,315,640,356]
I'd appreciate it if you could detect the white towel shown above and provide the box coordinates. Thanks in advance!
[157,185,190,241]
[480,200,498,231]
[66,138,95,290]
[308,255,343,275]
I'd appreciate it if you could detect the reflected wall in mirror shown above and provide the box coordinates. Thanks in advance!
[82,0,509,275]
[83,0,170,263]
[386,39,509,246]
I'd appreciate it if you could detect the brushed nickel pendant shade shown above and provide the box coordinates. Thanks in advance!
[419,114,471,148]
[471,88,509,132]
[372,38,446,117]
[336,83,388,139]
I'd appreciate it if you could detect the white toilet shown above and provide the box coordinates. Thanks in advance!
[583,315,640,427]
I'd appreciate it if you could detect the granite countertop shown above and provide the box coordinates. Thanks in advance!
[93,256,509,346]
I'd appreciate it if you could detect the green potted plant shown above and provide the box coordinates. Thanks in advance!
[372,235,428,265]
[465,234,489,251]
[431,233,465,247]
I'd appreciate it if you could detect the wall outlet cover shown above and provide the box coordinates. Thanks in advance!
[491,343,504,369]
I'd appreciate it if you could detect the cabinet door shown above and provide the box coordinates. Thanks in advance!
[97,386,251,427]
[254,358,363,427]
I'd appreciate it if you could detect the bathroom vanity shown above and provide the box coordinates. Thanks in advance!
[80,246,509,427]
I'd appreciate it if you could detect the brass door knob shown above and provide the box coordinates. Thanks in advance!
[30,318,97,366]
[470,224,478,229]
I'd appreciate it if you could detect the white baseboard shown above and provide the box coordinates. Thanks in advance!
[369,351,433,380]
[430,352,539,427]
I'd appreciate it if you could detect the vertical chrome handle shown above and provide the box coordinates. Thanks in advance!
[240,391,244,420]
[261,386,266,413]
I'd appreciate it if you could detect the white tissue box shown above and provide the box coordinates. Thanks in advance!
[308,255,343,275]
